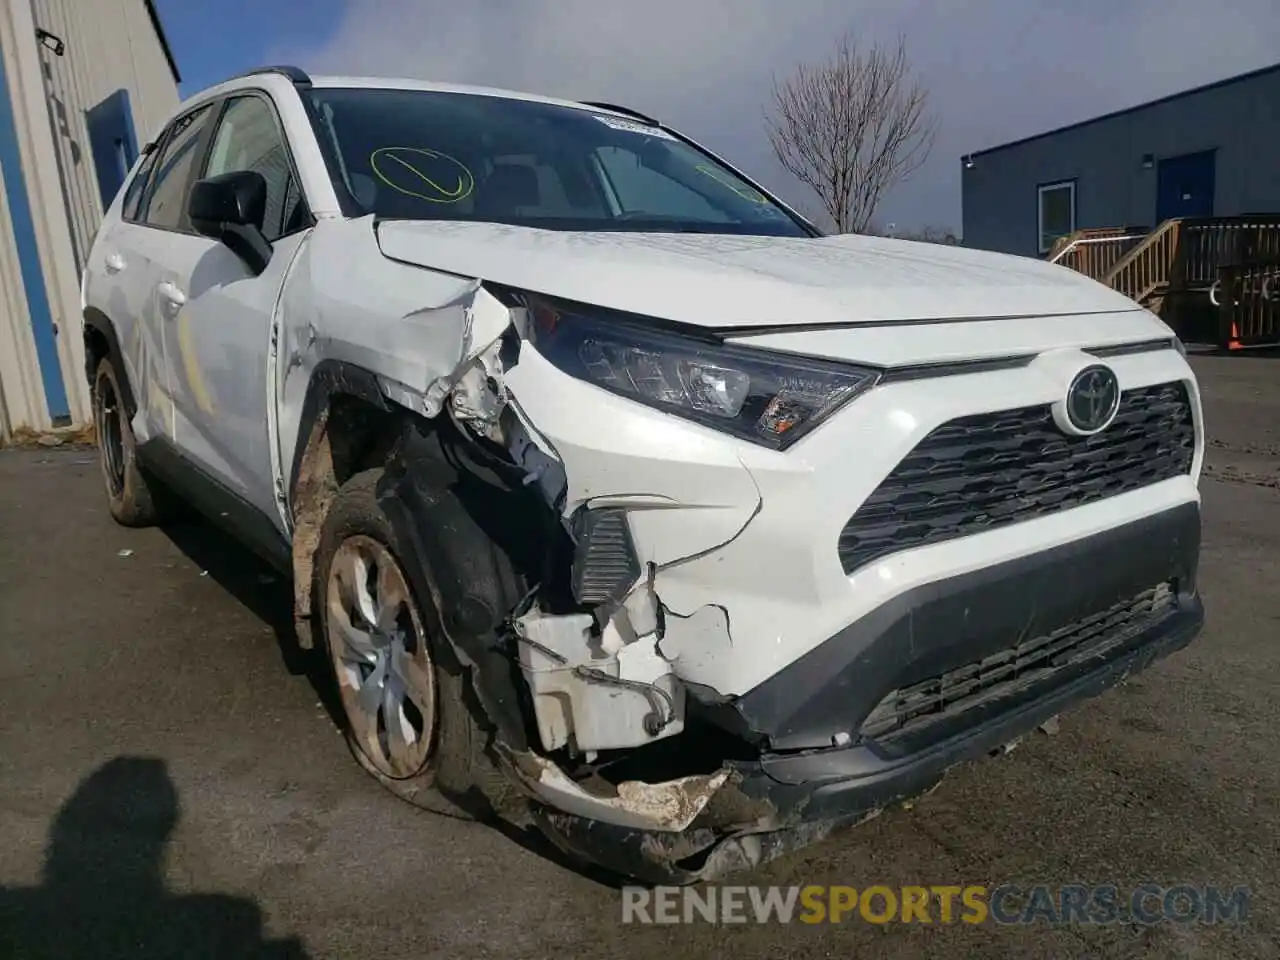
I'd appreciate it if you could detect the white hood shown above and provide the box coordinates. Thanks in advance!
[374,219,1142,329]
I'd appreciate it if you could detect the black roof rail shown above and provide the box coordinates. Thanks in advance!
[227,65,313,88]
[579,100,659,125]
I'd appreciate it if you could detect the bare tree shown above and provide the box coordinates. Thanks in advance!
[766,35,936,234]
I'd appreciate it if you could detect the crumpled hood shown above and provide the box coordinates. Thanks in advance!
[374,219,1142,329]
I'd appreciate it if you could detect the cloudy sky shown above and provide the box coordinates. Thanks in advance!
[233,1,1280,233]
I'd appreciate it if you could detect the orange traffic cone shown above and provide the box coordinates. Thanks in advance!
[1228,321,1243,351]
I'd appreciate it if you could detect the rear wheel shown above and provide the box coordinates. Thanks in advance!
[316,468,506,819]
[92,357,169,527]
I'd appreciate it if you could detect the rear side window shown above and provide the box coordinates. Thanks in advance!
[141,103,215,231]
[120,145,160,222]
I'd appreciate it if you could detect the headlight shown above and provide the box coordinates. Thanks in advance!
[516,292,880,450]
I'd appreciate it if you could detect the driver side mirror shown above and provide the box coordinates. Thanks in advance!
[188,170,273,275]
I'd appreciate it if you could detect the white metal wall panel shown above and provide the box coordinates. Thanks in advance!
[33,0,180,268]
[0,0,178,438]
[0,0,83,433]
[0,119,46,436]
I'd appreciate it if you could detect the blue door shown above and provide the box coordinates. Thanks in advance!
[1156,150,1215,222]
[85,89,138,208]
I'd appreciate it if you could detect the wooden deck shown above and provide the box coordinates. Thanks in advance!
[1050,216,1280,349]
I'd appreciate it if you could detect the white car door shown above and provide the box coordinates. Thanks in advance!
[84,103,216,447]
[153,92,312,529]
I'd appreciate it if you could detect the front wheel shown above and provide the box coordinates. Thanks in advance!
[315,468,504,819]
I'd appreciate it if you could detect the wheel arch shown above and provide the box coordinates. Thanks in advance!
[287,359,404,649]
[82,307,135,418]
[286,358,548,751]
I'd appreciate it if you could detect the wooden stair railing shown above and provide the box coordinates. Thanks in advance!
[1048,226,1132,261]
[1049,227,1149,281]
[1049,215,1280,343]
[1103,219,1182,305]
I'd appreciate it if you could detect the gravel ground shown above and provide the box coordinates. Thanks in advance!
[1,353,1277,959]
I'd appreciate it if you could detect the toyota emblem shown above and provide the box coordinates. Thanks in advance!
[1064,364,1121,434]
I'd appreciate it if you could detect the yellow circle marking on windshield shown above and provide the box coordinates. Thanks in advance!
[695,163,768,203]
[370,146,475,203]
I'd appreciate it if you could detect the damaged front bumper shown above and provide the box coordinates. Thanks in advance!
[504,503,1205,884]
[385,284,1206,883]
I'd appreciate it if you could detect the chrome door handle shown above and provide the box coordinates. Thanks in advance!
[157,281,187,308]
[104,253,126,274]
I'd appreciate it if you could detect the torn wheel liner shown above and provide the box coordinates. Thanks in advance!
[376,417,546,752]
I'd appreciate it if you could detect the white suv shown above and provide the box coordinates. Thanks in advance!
[81,67,1206,883]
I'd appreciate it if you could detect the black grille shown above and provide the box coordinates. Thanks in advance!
[571,508,641,606]
[859,582,1178,743]
[838,381,1195,574]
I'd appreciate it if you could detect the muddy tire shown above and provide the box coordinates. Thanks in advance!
[315,468,509,820]
[92,357,173,527]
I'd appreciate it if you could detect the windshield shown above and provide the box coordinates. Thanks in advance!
[305,87,812,237]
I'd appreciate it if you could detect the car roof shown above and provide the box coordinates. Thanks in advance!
[179,71,640,123]
[308,75,618,114]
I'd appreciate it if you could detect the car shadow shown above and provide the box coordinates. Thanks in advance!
[158,516,346,732]
[483,818,625,890]
[0,757,311,959]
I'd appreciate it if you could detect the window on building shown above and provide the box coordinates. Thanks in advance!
[203,95,308,242]
[1037,180,1076,254]
[141,103,216,231]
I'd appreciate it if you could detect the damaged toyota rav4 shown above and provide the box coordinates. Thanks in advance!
[82,67,1206,883]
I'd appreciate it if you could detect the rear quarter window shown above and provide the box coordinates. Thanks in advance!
[120,146,160,222]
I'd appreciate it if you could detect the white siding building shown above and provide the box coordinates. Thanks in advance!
[0,0,178,439]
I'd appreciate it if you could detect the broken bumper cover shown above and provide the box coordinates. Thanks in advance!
[528,503,1205,883]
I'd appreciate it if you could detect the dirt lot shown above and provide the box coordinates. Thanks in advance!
[1,354,1278,959]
